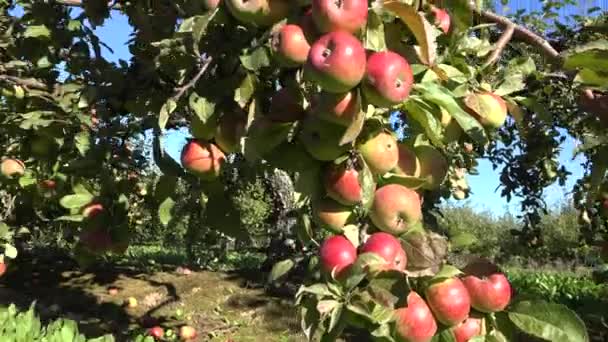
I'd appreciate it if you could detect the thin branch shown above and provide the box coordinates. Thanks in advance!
[467,1,561,64]
[0,75,48,90]
[171,56,213,101]
[54,0,121,9]
[483,24,515,68]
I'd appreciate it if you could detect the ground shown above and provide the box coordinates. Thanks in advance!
[0,252,304,342]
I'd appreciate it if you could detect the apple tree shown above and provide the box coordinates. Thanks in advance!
[0,0,607,341]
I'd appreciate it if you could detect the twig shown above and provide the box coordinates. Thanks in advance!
[0,75,48,90]
[483,24,515,69]
[171,56,213,101]
[54,0,121,9]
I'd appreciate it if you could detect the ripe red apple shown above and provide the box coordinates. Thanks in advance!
[179,325,197,340]
[215,111,246,153]
[359,131,399,175]
[225,0,288,27]
[425,278,471,326]
[312,91,359,126]
[394,292,438,342]
[82,203,104,219]
[1,158,25,178]
[452,316,483,342]
[298,116,349,161]
[203,0,221,10]
[0,262,7,277]
[319,235,357,276]
[181,140,226,180]
[311,0,368,33]
[267,87,306,123]
[312,198,353,233]
[148,326,164,340]
[362,51,413,107]
[462,273,512,312]
[430,6,450,34]
[79,228,113,254]
[324,163,362,205]
[369,184,422,235]
[394,144,420,177]
[305,31,366,93]
[415,145,448,189]
[360,232,407,272]
[39,179,56,189]
[464,92,508,129]
[271,24,311,67]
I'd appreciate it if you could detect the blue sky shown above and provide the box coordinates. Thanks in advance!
[61,2,600,215]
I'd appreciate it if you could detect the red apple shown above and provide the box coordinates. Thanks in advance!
[394,144,420,177]
[225,0,288,27]
[311,0,368,33]
[359,131,399,175]
[324,163,362,206]
[305,31,366,93]
[0,158,25,178]
[369,184,422,235]
[362,51,413,107]
[464,92,508,129]
[394,292,438,342]
[462,273,512,312]
[179,325,197,340]
[312,197,353,233]
[0,262,6,277]
[425,278,471,326]
[82,203,104,219]
[312,90,359,126]
[319,235,357,276]
[360,232,407,272]
[181,140,226,180]
[271,24,311,67]
[430,6,450,34]
[267,87,306,123]
[298,116,349,161]
[452,316,483,342]
[148,326,164,340]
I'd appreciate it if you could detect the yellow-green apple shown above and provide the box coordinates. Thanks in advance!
[312,198,353,233]
[359,131,399,175]
[430,6,450,34]
[462,273,512,312]
[179,325,197,340]
[439,108,463,143]
[305,31,366,93]
[464,92,508,129]
[271,24,311,67]
[125,297,138,308]
[319,235,357,276]
[312,90,359,126]
[362,51,413,107]
[425,277,471,326]
[452,316,483,342]
[80,228,113,254]
[215,111,246,153]
[82,203,104,219]
[369,184,422,235]
[311,0,368,33]
[267,87,306,122]
[1,158,25,178]
[148,326,164,340]
[298,116,349,161]
[360,232,407,272]
[394,144,420,177]
[324,162,363,205]
[415,145,448,189]
[225,0,288,27]
[181,140,226,180]
[394,291,438,342]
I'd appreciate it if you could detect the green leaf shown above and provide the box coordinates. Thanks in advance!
[0,223,10,240]
[382,172,429,190]
[359,159,376,211]
[450,232,476,249]
[234,73,257,108]
[563,39,608,72]
[243,118,292,161]
[4,244,17,259]
[55,215,85,222]
[158,197,175,226]
[339,92,366,146]
[23,25,51,39]
[371,323,397,342]
[574,69,608,89]
[300,297,321,341]
[296,284,333,303]
[403,99,444,147]
[504,57,536,77]
[59,194,94,209]
[443,0,472,32]
[431,328,457,342]
[431,264,462,280]
[18,171,37,188]
[401,230,449,277]
[74,131,91,156]
[494,74,525,96]
[365,11,387,52]
[268,259,295,283]
[153,133,184,176]
[240,47,271,71]
[158,99,177,130]
[189,92,216,124]
[383,1,438,65]
[507,300,589,342]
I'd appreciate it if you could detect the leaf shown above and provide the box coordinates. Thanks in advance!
[158,99,177,130]
[234,73,257,108]
[343,224,360,248]
[158,197,175,226]
[563,39,608,72]
[403,99,444,147]
[317,300,340,316]
[367,270,410,307]
[574,69,608,89]
[189,92,216,124]
[383,1,438,65]
[382,172,429,190]
[431,264,462,281]
[431,328,457,342]
[494,74,525,96]
[240,47,271,71]
[358,159,376,211]
[243,118,293,161]
[450,232,476,249]
[74,131,91,156]
[371,324,397,342]
[339,90,365,146]
[0,223,9,239]
[300,297,321,341]
[55,215,85,222]
[268,259,295,283]
[504,57,536,77]
[442,0,472,32]
[153,133,184,176]
[401,230,448,277]
[365,11,387,52]
[328,303,343,332]
[507,300,589,342]
[4,244,17,259]
[23,25,51,39]
[59,194,94,209]
[296,284,333,303]
[414,82,487,145]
